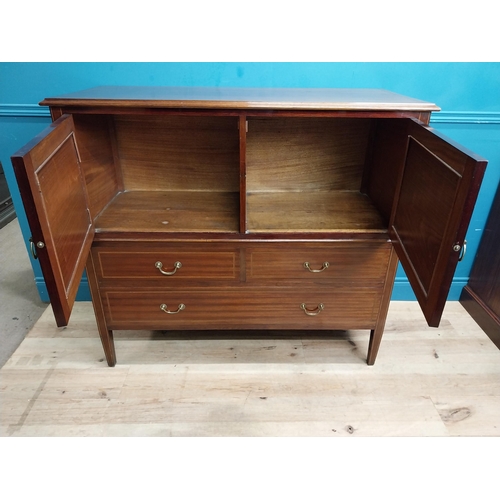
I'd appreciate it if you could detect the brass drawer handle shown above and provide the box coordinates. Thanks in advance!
[300,303,324,316]
[303,261,329,273]
[160,303,185,314]
[155,260,182,275]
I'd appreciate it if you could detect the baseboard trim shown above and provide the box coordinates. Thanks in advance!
[36,278,91,302]
[0,104,51,118]
[2,104,500,125]
[391,278,468,301]
[430,111,500,125]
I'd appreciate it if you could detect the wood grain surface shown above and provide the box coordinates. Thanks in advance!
[247,191,387,233]
[40,87,441,111]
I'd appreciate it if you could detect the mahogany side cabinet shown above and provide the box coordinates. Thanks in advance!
[11,87,488,366]
[460,181,500,348]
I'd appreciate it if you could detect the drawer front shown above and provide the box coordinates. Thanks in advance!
[247,242,391,283]
[93,248,239,281]
[103,287,382,330]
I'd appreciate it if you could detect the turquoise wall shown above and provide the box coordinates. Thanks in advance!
[1,62,499,302]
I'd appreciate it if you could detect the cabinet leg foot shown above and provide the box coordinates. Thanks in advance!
[367,328,381,365]
[366,247,398,365]
[86,254,117,367]
[99,329,116,367]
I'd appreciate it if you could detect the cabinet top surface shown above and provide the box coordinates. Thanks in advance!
[40,86,440,111]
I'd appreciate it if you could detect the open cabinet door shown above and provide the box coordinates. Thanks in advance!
[390,119,487,327]
[11,115,94,327]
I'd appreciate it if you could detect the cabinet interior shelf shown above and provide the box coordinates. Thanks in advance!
[247,190,386,233]
[88,114,388,235]
[95,191,240,233]
[94,189,387,234]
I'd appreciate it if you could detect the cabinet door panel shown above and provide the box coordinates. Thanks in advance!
[11,115,93,326]
[390,119,487,327]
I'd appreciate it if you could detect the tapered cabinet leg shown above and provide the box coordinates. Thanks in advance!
[367,328,383,365]
[366,247,399,365]
[86,251,117,367]
[97,327,116,367]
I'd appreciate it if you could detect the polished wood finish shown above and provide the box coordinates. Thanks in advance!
[239,115,247,233]
[246,118,371,192]
[94,191,240,233]
[247,191,386,233]
[366,118,411,223]
[114,115,239,192]
[94,245,240,281]
[72,115,120,219]
[102,287,382,330]
[40,87,441,111]
[86,251,116,367]
[11,87,486,366]
[460,183,500,348]
[11,115,94,327]
[246,241,390,283]
[367,246,399,365]
[390,120,487,327]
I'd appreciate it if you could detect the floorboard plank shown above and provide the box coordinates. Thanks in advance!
[1,301,499,437]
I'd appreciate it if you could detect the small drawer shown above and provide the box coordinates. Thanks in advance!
[247,242,391,283]
[103,287,382,330]
[93,248,239,281]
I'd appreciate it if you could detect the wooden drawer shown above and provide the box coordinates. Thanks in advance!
[93,247,240,281]
[247,242,391,283]
[103,287,382,330]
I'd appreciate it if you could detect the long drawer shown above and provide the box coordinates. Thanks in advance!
[92,240,391,286]
[247,241,391,283]
[93,246,240,281]
[102,287,383,330]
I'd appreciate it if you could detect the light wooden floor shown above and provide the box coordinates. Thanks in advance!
[1,301,499,437]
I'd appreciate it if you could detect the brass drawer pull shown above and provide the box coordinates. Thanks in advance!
[155,260,182,275]
[160,303,185,314]
[303,261,329,273]
[300,303,324,316]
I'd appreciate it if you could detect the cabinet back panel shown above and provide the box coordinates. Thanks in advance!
[246,118,372,192]
[73,115,120,220]
[114,116,240,192]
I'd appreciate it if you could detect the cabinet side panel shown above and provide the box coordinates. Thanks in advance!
[366,119,410,223]
[72,115,120,220]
